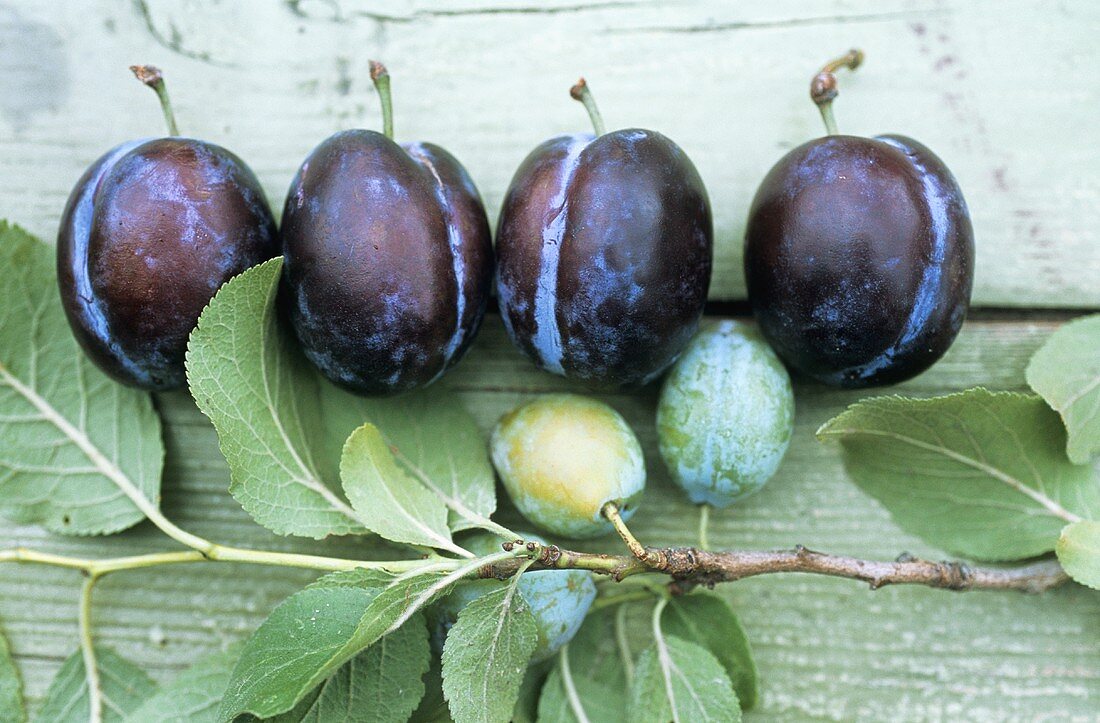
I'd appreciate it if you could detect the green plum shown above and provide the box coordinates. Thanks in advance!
[429,532,596,662]
[657,320,795,507]
[490,394,645,538]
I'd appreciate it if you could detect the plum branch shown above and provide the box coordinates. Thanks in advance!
[1,539,1068,595]
[484,543,1069,594]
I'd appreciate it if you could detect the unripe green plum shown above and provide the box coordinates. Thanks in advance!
[657,321,794,507]
[429,532,596,662]
[491,394,645,538]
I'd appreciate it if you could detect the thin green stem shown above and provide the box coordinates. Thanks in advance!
[698,504,711,549]
[591,589,654,611]
[650,596,668,640]
[818,104,839,136]
[570,78,606,136]
[602,502,662,567]
[0,546,460,578]
[615,602,635,684]
[559,645,591,723]
[370,60,394,139]
[130,65,180,136]
[79,575,102,723]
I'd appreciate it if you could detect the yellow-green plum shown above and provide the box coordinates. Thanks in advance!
[428,532,596,662]
[490,394,645,538]
[657,321,794,507]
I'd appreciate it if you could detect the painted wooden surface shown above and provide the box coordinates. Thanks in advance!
[2,319,1099,720]
[0,0,1098,306]
[1,1,1099,721]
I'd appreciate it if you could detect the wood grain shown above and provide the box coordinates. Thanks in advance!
[1,317,1097,720]
[0,0,1098,306]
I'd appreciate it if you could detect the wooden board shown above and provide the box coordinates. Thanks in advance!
[1,318,1098,720]
[1,1,1098,720]
[0,0,1098,306]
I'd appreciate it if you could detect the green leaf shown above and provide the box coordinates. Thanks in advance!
[306,567,396,591]
[0,623,24,723]
[409,655,449,723]
[219,586,376,720]
[340,424,465,555]
[536,610,627,723]
[320,388,496,533]
[442,580,539,723]
[124,645,240,722]
[219,562,476,721]
[186,258,366,539]
[186,257,495,540]
[267,615,431,723]
[512,664,547,723]
[817,389,1100,560]
[1056,520,1100,590]
[0,221,163,535]
[629,636,741,723]
[36,647,156,723]
[661,594,758,710]
[1026,314,1100,464]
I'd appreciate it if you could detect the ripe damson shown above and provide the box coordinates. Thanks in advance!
[495,79,712,387]
[57,67,278,390]
[744,51,974,387]
[280,62,492,394]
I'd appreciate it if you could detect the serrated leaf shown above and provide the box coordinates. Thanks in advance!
[629,636,740,723]
[219,586,376,720]
[306,567,397,591]
[818,389,1100,561]
[320,388,496,533]
[186,257,495,540]
[124,645,240,722]
[512,664,547,723]
[1026,314,1100,464]
[662,594,758,710]
[0,623,24,723]
[341,424,464,555]
[219,560,487,721]
[1056,520,1100,590]
[36,647,156,723]
[536,610,627,723]
[442,581,539,723]
[271,615,430,723]
[409,655,449,723]
[186,258,366,539]
[0,221,163,536]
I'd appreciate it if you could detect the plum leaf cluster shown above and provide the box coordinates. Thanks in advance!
[819,317,1100,583]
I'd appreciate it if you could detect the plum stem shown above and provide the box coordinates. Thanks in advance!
[603,502,663,567]
[698,504,711,549]
[570,78,606,136]
[810,49,863,136]
[130,65,180,136]
[370,60,395,139]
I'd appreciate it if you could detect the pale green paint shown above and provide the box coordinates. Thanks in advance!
[0,1,1098,306]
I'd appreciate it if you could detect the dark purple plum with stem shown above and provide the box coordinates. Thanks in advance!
[495,78,713,387]
[57,65,278,390]
[280,61,492,395]
[744,50,974,388]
